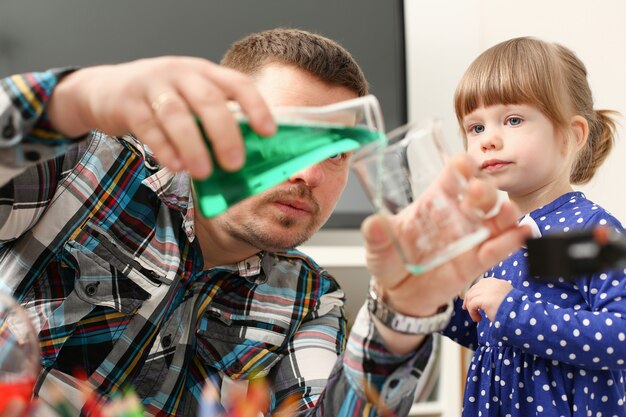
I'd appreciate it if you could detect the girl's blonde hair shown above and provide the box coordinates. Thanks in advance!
[454,37,618,185]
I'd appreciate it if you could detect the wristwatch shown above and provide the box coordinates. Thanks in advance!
[367,283,453,335]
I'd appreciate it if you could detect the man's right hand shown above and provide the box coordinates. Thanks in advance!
[46,56,276,179]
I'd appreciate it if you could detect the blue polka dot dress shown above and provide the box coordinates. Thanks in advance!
[443,192,626,416]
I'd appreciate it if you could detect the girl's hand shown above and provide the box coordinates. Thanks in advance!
[462,278,513,322]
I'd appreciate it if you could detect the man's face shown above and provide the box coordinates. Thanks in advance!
[204,63,358,251]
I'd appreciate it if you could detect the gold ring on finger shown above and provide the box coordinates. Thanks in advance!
[151,92,173,113]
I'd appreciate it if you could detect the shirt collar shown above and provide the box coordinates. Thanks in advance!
[141,167,196,242]
[122,135,197,242]
[211,252,271,284]
[139,165,272,283]
[134,139,273,280]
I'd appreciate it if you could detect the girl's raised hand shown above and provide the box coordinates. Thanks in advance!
[462,277,514,322]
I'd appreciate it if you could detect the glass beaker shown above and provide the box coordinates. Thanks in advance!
[352,121,489,274]
[192,94,386,218]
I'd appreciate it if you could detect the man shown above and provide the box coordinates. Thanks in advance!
[0,29,527,416]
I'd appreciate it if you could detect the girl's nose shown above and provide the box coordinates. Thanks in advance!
[480,130,503,152]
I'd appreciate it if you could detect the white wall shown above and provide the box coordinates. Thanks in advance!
[405,0,626,221]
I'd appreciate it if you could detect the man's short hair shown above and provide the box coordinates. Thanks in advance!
[221,28,368,97]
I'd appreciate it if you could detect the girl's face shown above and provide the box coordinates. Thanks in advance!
[462,104,574,210]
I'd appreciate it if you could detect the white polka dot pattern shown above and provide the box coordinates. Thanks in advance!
[443,192,626,416]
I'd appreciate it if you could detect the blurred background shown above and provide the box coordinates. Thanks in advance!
[406,0,626,223]
[3,0,622,227]
[0,0,408,229]
[2,1,625,415]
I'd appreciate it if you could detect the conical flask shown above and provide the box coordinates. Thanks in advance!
[192,94,386,218]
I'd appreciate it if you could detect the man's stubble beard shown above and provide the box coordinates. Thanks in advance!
[222,184,326,251]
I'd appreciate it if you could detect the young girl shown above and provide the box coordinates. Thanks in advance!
[443,37,626,416]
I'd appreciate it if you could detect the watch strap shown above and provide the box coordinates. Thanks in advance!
[367,284,453,335]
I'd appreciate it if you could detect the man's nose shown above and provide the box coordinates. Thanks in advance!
[288,163,325,187]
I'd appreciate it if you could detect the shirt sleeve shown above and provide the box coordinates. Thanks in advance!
[0,68,75,146]
[0,69,83,242]
[268,286,346,414]
[270,292,433,417]
[334,304,433,415]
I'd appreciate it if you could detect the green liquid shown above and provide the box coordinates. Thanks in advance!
[192,121,385,218]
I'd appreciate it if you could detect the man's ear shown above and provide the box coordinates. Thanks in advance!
[570,115,589,151]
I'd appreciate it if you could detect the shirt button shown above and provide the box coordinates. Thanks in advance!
[2,116,15,139]
[231,362,242,373]
[206,310,221,319]
[85,282,100,296]
[161,334,172,348]
[144,270,161,284]
[24,150,41,162]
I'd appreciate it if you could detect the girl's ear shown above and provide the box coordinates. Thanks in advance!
[570,115,589,151]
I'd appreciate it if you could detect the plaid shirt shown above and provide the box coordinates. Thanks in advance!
[0,70,432,417]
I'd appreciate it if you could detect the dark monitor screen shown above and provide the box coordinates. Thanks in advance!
[0,0,407,228]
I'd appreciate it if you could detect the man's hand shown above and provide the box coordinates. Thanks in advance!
[462,278,513,322]
[361,153,530,353]
[46,56,276,179]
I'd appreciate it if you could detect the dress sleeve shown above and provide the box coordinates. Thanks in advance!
[491,212,626,370]
[441,297,479,350]
[492,281,626,370]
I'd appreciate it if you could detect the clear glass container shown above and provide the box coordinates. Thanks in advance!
[192,94,386,218]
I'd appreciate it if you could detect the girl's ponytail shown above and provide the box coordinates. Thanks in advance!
[571,109,619,184]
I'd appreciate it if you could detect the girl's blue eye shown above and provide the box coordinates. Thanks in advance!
[508,117,522,126]
[471,124,485,134]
